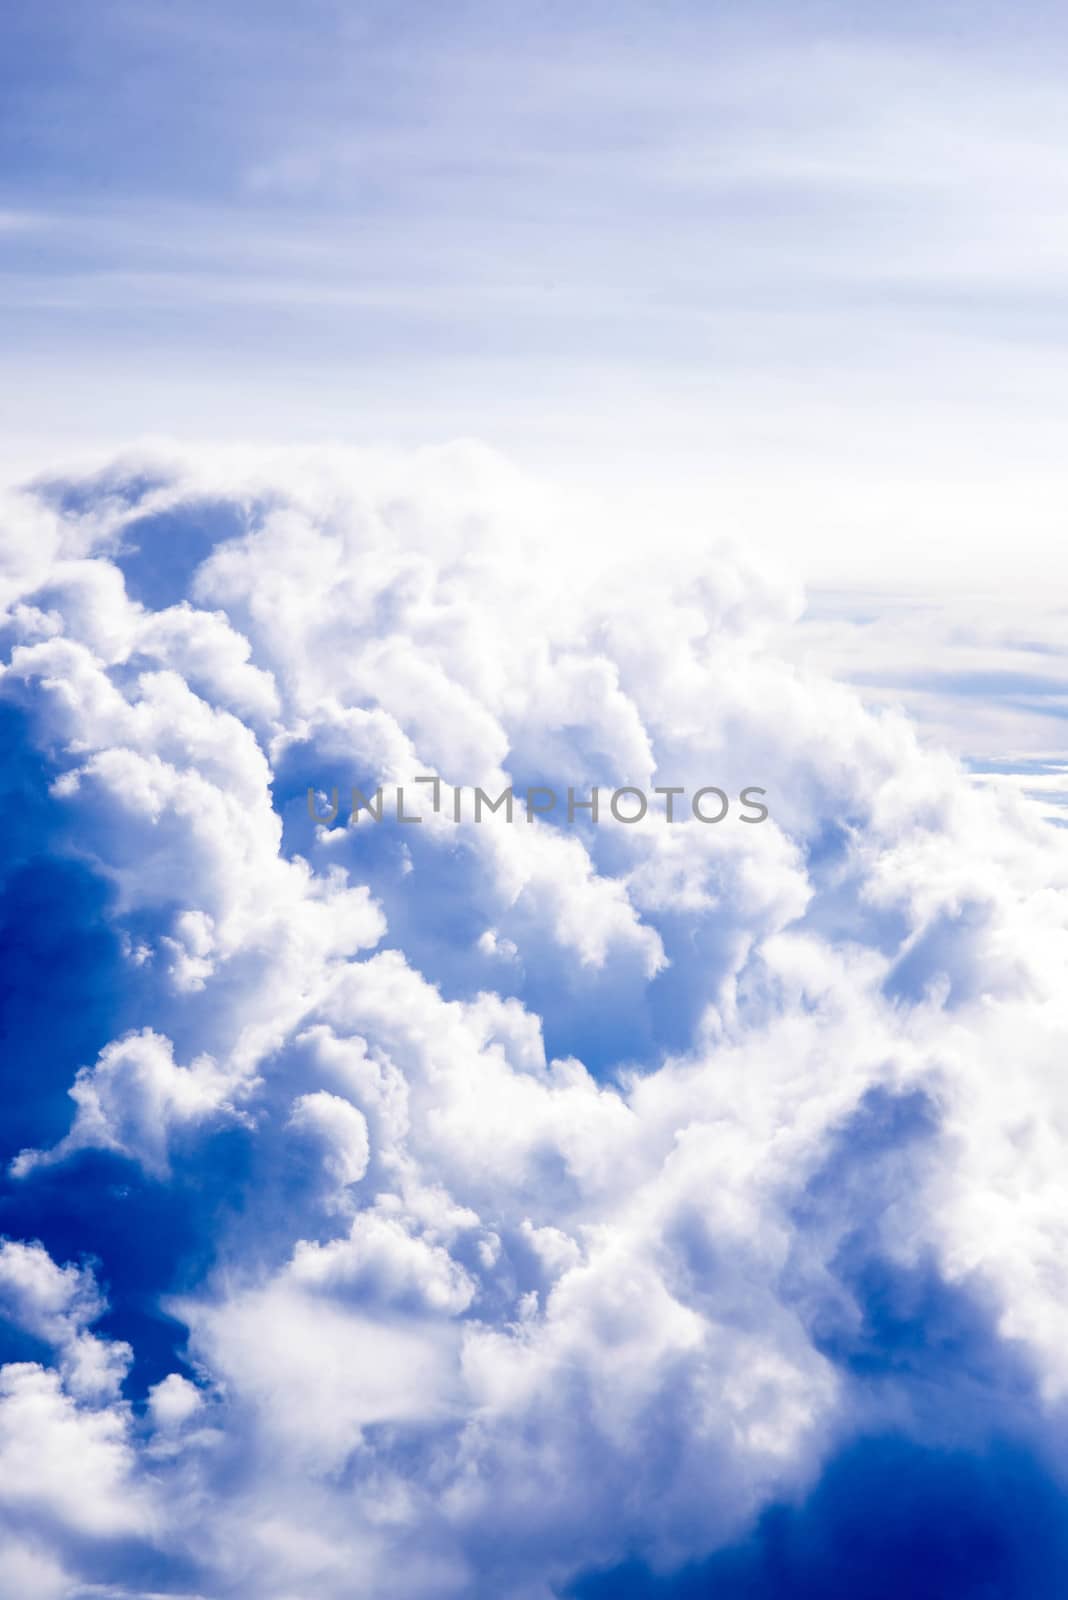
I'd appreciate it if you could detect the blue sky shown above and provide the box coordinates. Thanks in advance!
[5,1,1068,591]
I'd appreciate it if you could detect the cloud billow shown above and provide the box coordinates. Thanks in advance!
[0,443,1066,1597]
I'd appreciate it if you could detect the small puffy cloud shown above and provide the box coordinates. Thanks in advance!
[286,1089,371,1194]
[0,1240,104,1347]
[13,1029,239,1180]
[147,1372,204,1431]
[289,1209,475,1315]
[0,1364,150,1537]
[0,1241,131,1403]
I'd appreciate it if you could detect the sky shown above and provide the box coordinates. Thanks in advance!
[3,6,1068,1599]
[4,0,1068,592]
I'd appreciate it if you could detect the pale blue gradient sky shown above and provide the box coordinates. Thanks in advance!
[4,1,1068,589]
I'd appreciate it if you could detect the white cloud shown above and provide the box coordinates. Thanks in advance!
[147,1372,204,1431]
[13,1030,239,1181]
[0,1364,150,1538]
[286,1089,371,1197]
[0,1242,131,1404]
[2,443,1068,1595]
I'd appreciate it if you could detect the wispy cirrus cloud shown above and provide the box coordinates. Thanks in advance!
[3,4,1068,598]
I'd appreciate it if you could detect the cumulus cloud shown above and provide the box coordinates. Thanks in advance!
[12,1029,240,1180]
[0,1240,131,1403]
[0,442,1067,1596]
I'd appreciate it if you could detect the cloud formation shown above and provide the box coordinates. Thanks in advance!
[1,443,1067,1597]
